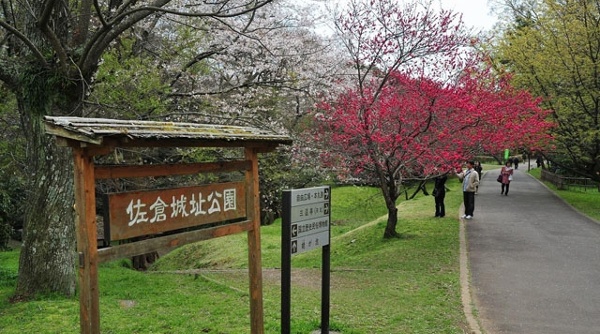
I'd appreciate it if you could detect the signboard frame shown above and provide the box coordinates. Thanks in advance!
[281,186,331,334]
[45,116,292,334]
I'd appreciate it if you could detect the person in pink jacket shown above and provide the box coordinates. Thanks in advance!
[500,161,514,196]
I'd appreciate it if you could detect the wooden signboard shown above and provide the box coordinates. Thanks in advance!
[44,116,292,334]
[104,182,246,242]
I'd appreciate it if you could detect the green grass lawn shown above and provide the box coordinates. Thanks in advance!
[528,168,600,222]
[1,180,469,333]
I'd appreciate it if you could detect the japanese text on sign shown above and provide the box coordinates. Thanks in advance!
[126,188,238,226]
[291,218,330,239]
[284,186,331,256]
[290,202,329,222]
[290,187,330,206]
[106,182,246,241]
[291,231,329,255]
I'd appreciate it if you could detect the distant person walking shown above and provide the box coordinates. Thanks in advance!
[500,161,514,196]
[433,173,448,218]
[536,155,543,168]
[474,161,483,194]
[456,161,479,220]
[513,156,520,169]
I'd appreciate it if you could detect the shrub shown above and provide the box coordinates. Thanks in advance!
[0,175,25,241]
[0,217,12,250]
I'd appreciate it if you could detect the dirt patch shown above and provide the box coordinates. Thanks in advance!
[259,268,324,290]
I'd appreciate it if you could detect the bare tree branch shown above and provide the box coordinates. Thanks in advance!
[71,0,93,45]
[0,19,46,65]
[38,0,69,71]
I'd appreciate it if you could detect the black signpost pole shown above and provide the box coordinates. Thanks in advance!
[281,186,330,334]
[321,187,331,334]
[321,243,330,333]
[281,190,292,334]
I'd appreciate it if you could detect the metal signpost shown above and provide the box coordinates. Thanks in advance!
[281,186,331,334]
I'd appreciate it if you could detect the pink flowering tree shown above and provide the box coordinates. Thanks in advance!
[315,68,552,238]
[313,0,553,238]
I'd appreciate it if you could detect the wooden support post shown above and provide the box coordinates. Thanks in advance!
[245,147,264,334]
[73,147,100,334]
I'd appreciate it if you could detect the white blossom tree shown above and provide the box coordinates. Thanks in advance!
[0,0,345,297]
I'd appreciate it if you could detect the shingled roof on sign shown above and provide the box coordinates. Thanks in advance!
[44,116,292,148]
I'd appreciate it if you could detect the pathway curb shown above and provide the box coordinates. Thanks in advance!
[460,205,483,334]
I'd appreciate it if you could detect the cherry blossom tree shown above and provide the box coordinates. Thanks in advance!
[2,0,336,297]
[84,1,346,225]
[313,0,553,238]
[315,67,553,237]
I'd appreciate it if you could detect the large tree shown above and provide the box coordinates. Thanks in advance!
[315,68,552,238]
[493,0,600,180]
[313,0,553,238]
[83,2,342,226]
[0,0,282,298]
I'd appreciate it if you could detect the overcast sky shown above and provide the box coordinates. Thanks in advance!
[314,0,497,31]
[441,0,496,30]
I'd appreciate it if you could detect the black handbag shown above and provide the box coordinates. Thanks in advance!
[497,174,502,183]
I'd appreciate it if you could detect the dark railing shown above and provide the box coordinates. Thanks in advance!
[541,169,599,191]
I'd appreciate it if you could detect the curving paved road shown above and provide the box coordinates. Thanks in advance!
[466,167,600,334]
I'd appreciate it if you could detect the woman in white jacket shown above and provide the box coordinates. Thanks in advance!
[456,161,480,220]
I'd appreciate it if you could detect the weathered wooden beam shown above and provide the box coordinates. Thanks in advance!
[97,220,253,263]
[94,160,251,179]
[44,116,292,149]
[46,124,103,145]
[245,147,264,334]
[102,137,285,150]
[73,147,100,334]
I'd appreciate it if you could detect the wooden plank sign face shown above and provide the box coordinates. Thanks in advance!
[105,182,246,241]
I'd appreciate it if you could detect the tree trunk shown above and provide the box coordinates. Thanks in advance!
[16,109,76,297]
[378,170,400,239]
[382,184,400,238]
[383,206,399,238]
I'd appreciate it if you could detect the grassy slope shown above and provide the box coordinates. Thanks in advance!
[528,168,600,221]
[1,181,469,333]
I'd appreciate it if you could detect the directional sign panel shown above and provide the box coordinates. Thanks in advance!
[290,186,330,206]
[291,231,330,255]
[283,186,331,256]
[290,202,329,222]
[291,217,330,239]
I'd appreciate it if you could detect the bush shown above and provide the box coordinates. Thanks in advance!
[0,217,12,250]
[0,176,25,240]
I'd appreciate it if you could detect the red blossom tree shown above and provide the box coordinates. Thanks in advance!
[312,0,553,238]
[314,68,553,238]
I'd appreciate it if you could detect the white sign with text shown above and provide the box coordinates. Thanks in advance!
[286,186,330,255]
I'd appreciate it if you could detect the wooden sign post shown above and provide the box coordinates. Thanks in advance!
[45,117,291,334]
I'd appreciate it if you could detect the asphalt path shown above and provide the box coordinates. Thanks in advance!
[466,167,600,334]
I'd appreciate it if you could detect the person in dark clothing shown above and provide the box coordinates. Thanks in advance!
[474,161,483,194]
[513,156,519,169]
[433,173,448,218]
[536,156,543,168]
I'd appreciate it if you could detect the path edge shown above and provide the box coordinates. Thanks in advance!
[460,206,483,334]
